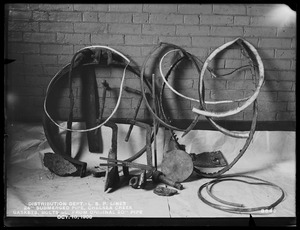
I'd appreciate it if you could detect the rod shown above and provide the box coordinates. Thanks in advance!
[123,86,144,142]
[95,80,110,135]
[152,73,158,169]
[100,157,154,171]
[65,53,78,156]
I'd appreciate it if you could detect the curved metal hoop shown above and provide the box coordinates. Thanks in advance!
[192,37,265,118]
[43,46,130,133]
[159,49,251,105]
[42,47,156,167]
[193,99,258,177]
[140,42,204,133]
[158,45,256,138]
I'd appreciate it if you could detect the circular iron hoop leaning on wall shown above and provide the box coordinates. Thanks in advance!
[140,42,206,134]
[43,46,156,170]
[158,38,264,138]
[155,48,259,177]
[196,37,264,139]
[193,37,265,118]
[152,40,261,177]
[44,46,131,133]
[158,48,249,139]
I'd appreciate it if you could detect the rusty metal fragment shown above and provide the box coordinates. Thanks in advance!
[153,186,178,196]
[152,170,183,190]
[43,152,80,177]
[92,166,106,178]
[42,115,87,177]
[190,150,228,168]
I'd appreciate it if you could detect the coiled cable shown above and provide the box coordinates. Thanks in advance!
[198,174,285,214]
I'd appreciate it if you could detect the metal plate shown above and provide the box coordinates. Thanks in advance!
[161,150,194,182]
[193,150,228,168]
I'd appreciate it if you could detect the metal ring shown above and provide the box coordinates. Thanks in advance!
[192,37,265,118]
[42,52,156,166]
[43,46,130,133]
[158,46,253,138]
[140,42,204,133]
[198,174,285,214]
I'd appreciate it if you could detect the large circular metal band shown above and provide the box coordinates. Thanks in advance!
[159,49,198,102]
[193,37,264,118]
[140,42,204,132]
[42,55,156,164]
[198,38,263,138]
[158,55,201,137]
[43,46,130,133]
[158,47,251,139]
[159,49,251,105]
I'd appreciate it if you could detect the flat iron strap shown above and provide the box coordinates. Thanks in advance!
[161,149,194,183]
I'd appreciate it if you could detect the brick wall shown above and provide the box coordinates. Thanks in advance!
[5,4,296,123]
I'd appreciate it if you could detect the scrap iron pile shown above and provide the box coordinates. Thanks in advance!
[42,38,285,214]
